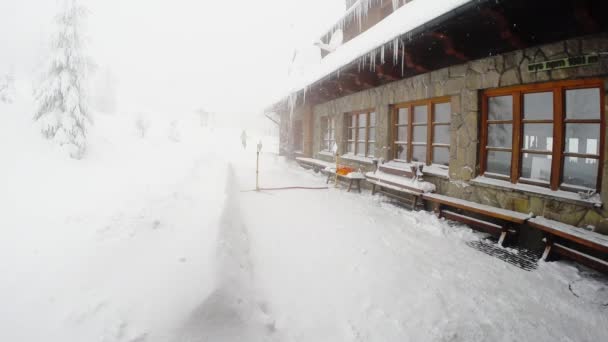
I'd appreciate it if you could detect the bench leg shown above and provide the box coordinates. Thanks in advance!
[497,226,508,246]
[356,180,361,193]
[326,174,331,184]
[541,235,554,261]
[371,183,377,195]
[412,196,418,210]
[347,179,353,192]
[431,202,441,217]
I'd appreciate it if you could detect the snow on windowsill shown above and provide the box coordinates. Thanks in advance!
[471,176,603,208]
[340,153,375,165]
[318,150,336,158]
[382,160,450,179]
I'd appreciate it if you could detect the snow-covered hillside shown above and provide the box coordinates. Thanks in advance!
[1,92,607,342]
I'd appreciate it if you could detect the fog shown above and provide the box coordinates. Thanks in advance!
[0,0,344,115]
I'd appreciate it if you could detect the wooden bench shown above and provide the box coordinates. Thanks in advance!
[422,193,531,246]
[365,171,435,210]
[295,157,334,173]
[325,169,365,192]
[528,217,608,273]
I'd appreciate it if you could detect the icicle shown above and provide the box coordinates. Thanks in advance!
[392,0,399,11]
[303,86,307,105]
[393,38,399,65]
[401,43,405,76]
[380,45,385,65]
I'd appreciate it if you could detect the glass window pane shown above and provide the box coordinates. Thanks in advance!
[369,127,376,141]
[367,143,375,157]
[347,142,354,153]
[487,124,513,148]
[413,125,427,143]
[486,150,512,176]
[563,157,598,190]
[397,125,408,142]
[351,115,356,127]
[348,128,355,140]
[521,153,552,183]
[523,124,553,151]
[434,103,451,122]
[369,112,376,126]
[358,128,366,141]
[566,88,600,119]
[433,125,450,144]
[358,113,366,127]
[357,142,365,156]
[524,92,553,120]
[412,145,427,163]
[488,95,513,120]
[395,144,408,160]
[414,105,427,123]
[433,147,450,166]
[565,124,600,155]
[398,108,408,124]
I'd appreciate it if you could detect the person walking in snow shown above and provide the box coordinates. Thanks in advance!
[241,129,247,150]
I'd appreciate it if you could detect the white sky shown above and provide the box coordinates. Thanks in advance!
[0,0,345,115]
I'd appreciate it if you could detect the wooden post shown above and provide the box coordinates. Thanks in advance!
[256,151,260,191]
[335,154,339,188]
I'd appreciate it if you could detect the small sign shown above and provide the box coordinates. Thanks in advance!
[528,54,599,73]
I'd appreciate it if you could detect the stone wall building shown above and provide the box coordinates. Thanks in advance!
[270,0,608,245]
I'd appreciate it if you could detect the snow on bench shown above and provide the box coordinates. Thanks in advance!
[422,193,531,224]
[364,171,435,209]
[528,217,608,273]
[528,217,608,253]
[365,171,436,194]
[295,157,334,173]
[324,168,365,192]
[422,193,532,246]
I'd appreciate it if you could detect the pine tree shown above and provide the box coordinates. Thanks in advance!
[0,71,15,104]
[34,0,91,159]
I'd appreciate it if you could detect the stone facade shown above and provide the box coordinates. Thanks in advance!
[286,34,608,237]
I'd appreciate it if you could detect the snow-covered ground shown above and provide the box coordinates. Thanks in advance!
[1,98,607,341]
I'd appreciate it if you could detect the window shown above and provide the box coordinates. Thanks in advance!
[345,110,376,157]
[293,120,303,152]
[320,116,336,152]
[392,97,451,166]
[481,80,604,192]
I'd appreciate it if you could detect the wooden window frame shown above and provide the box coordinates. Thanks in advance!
[391,96,452,165]
[320,116,335,152]
[480,79,605,192]
[344,109,376,157]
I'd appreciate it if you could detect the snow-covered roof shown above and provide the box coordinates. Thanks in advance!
[281,0,474,108]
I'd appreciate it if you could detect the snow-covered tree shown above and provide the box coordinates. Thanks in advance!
[34,0,91,159]
[0,71,15,104]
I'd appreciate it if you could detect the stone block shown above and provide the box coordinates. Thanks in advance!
[465,69,481,89]
[461,89,478,112]
[579,209,603,231]
[503,50,523,70]
[513,198,530,214]
[528,197,545,217]
[541,41,566,59]
[431,68,449,84]
[565,39,581,56]
[480,70,501,89]
[499,68,521,87]
[596,218,608,235]
[445,77,465,95]
[449,64,468,78]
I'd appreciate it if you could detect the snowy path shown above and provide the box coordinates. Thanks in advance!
[233,153,608,342]
[1,120,607,341]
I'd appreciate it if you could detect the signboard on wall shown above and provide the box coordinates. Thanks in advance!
[528,54,599,72]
